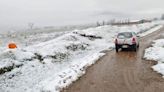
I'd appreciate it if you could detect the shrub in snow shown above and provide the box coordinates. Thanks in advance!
[0,49,35,74]
[65,43,89,51]
[74,32,102,41]
[0,59,22,74]
[62,35,79,41]
[34,52,70,63]
[34,53,44,63]
[45,52,70,63]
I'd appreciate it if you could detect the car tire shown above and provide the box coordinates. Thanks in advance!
[137,44,139,48]
[133,44,137,52]
[115,45,119,52]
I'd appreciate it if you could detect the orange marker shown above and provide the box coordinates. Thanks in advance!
[8,43,17,49]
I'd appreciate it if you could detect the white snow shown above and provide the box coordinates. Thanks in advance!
[144,39,164,77]
[139,25,163,37]
[0,22,163,92]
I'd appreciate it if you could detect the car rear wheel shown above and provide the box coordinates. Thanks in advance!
[115,45,119,52]
[137,43,139,48]
[133,44,137,52]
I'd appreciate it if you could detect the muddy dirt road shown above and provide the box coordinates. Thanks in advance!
[63,27,164,92]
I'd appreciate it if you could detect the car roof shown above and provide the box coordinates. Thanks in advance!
[118,31,136,34]
[118,31,132,33]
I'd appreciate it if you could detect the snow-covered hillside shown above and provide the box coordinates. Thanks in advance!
[0,22,162,92]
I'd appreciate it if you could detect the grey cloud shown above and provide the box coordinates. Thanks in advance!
[0,0,164,31]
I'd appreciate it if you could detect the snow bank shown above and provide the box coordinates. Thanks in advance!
[32,53,105,92]
[0,49,35,73]
[144,39,164,77]
[0,22,162,92]
[139,25,163,37]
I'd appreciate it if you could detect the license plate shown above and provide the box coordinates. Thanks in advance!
[122,45,128,48]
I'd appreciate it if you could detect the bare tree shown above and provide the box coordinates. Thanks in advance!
[28,23,34,30]
[96,21,101,26]
[109,19,116,25]
[102,21,105,25]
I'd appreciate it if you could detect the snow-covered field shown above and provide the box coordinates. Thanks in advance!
[144,38,164,77]
[0,31,69,47]
[0,22,163,92]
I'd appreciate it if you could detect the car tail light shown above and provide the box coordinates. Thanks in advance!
[115,39,118,44]
[132,38,136,44]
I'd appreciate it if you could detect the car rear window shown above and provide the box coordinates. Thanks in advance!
[117,32,133,39]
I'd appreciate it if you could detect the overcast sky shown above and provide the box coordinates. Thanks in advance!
[0,0,164,30]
